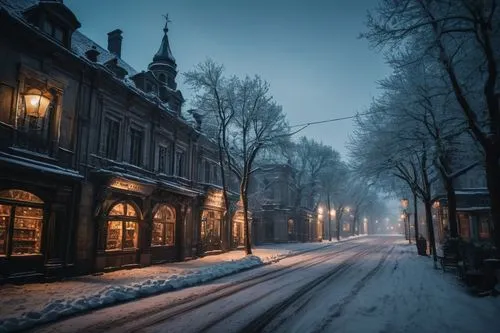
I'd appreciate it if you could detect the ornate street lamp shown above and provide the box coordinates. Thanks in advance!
[22,88,53,118]
[401,198,409,209]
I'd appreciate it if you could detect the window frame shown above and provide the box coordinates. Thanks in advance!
[0,189,45,257]
[158,145,170,174]
[151,205,176,247]
[105,202,140,252]
[104,117,120,160]
[130,128,144,166]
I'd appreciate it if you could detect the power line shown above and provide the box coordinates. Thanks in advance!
[289,111,371,129]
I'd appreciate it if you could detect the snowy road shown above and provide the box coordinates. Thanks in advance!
[31,236,500,333]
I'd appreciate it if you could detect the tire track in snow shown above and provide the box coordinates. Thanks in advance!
[91,242,365,333]
[311,244,395,333]
[237,241,391,333]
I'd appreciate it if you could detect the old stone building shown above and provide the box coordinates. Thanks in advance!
[0,0,244,282]
[249,164,323,244]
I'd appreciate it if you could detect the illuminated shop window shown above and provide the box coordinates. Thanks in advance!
[152,205,175,246]
[106,202,139,251]
[0,189,44,256]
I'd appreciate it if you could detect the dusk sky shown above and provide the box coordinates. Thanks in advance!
[64,0,391,160]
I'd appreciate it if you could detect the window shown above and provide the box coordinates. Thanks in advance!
[158,146,169,174]
[43,20,65,44]
[458,213,470,239]
[152,205,175,246]
[158,73,166,83]
[0,189,44,256]
[16,85,55,154]
[201,210,222,251]
[105,202,139,251]
[0,83,14,124]
[478,216,490,240]
[175,151,185,177]
[232,212,244,247]
[104,118,119,160]
[287,218,296,241]
[204,161,211,183]
[130,129,143,166]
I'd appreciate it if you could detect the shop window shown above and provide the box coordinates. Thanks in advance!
[0,189,44,256]
[152,205,175,246]
[104,118,119,160]
[106,202,139,251]
[130,129,143,166]
[232,212,244,247]
[201,210,221,251]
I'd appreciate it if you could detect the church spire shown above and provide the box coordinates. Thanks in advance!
[152,14,176,65]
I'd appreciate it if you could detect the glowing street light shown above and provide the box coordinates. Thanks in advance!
[22,88,53,117]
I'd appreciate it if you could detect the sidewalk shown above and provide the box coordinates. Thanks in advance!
[0,236,365,332]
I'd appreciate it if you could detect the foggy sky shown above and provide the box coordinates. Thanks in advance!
[64,0,391,160]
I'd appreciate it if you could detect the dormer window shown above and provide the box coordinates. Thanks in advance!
[43,20,65,44]
[23,1,81,49]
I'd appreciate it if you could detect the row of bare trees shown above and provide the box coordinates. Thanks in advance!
[350,0,500,260]
[185,60,387,254]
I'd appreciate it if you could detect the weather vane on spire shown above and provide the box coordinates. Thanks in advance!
[162,13,171,32]
[163,13,171,23]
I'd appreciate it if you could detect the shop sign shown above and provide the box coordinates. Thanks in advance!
[109,178,149,195]
[205,190,224,208]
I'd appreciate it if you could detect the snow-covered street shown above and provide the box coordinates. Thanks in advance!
[23,236,500,333]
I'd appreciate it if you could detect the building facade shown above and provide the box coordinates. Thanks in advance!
[249,164,323,244]
[431,133,492,244]
[0,0,244,282]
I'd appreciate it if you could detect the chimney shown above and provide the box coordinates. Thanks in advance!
[85,46,100,62]
[107,29,123,58]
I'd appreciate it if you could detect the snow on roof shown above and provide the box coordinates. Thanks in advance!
[0,0,138,76]
[0,151,83,179]
[71,32,138,76]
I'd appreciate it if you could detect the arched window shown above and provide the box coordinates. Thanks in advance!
[152,205,175,246]
[105,202,139,251]
[0,189,44,256]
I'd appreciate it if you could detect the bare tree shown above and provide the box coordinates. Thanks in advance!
[363,0,500,252]
[185,61,289,255]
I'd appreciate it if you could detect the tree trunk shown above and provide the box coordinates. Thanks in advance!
[413,191,419,247]
[352,214,357,236]
[444,176,458,239]
[241,189,252,255]
[424,199,438,267]
[485,152,500,255]
[217,133,231,251]
[327,193,332,241]
[336,212,341,241]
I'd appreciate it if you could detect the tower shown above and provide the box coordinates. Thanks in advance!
[148,14,178,90]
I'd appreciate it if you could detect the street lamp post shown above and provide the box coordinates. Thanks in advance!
[401,198,411,244]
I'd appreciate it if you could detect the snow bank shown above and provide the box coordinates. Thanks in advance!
[0,239,350,333]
